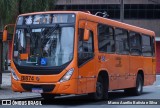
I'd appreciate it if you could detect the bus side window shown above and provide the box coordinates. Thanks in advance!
[142,35,152,57]
[78,28,94,66]
[98,24,115,53]
[115,28,129,55]
[129,32,142,56]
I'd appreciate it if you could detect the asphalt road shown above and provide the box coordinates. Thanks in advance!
[1,75,160,108]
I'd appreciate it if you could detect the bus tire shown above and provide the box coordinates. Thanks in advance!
[124,74,143,96]
[88,75,107,101]
[133,74,143,95]
[41,93,56,100]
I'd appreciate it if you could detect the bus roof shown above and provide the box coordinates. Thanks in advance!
[77,11,155,37]
[19,11,155,37]
[19,11,78,16]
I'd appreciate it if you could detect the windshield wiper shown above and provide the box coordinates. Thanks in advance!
[41,24,59,43]
[44,24,59,38]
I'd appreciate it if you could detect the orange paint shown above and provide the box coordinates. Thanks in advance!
[10,11,156,96]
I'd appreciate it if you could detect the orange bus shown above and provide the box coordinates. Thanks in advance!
[3,11,156,100]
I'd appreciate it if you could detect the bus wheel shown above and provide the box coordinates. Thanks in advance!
[88,75,104,101]
[124,74,143,96]
[133,74,143,95]
[41,93,56,100]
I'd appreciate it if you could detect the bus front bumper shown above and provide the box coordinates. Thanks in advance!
[12,78,78,94]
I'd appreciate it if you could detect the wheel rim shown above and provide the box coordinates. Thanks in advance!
[96,82,103,98]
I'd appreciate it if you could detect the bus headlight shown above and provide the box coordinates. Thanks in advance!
[11,68,19,81]
[59,68,74,82]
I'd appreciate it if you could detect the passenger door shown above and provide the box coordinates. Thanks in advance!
[77,20,96,94]
[97,24,118,90]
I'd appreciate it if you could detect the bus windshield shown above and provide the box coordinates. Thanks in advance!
[13,25,74,67]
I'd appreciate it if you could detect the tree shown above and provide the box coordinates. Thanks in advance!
[0,0,57,71]
[0,0,57,30]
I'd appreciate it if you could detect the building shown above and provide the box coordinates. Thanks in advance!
[55,0,160,74]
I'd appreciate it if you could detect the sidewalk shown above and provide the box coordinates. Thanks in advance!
[0,73,40,99]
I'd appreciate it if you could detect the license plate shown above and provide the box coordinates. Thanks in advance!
[32,88,43,93]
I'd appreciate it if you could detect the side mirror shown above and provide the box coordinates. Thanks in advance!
[3,29,8,42]
[83,29,89,41]
[2,24,15,42]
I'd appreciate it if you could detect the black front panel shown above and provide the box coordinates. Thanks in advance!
[21,84,55,92]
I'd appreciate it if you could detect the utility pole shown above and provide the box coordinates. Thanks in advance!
[120,0,124,22]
